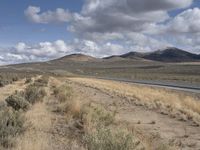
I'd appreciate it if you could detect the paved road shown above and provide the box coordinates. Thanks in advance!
[93,77,200,94]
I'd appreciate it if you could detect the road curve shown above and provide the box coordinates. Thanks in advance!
[92,77,200,94]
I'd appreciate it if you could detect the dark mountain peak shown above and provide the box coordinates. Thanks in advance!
[105,47,199,62]
[155,47,189,54]
[120,51,145,59]
[144,47,200,62]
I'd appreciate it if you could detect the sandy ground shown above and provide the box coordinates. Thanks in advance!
[68,77,200,150]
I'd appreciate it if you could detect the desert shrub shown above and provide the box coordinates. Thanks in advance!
[0,80,13,87]
[84,127,136,150]
[0,108,25,148]
[34,76,49,87]
[53,84,80,118]
[0,80,5,87]
[25,78,32,84]
[25,85,46,104]
[0,101,7,110]
[53,85,73,102]
[5,94,30,111]
[12,76,19,82]
[55,99,82,119]
[81,105,115,128]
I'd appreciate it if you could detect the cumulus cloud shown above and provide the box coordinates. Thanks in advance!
[167,8,200,33]
[0,40,74,65]
[25,0,193,33]
[15,40,72,58]
[70,0,193,34]
[24,6,73,23]
[65,0,196,54]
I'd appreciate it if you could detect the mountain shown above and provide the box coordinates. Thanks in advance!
[105,47,200,62]
[120,52,146,59]
[143,47,200,62]
[52,53,100,62]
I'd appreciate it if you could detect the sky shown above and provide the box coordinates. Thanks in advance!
[0,0,200,64]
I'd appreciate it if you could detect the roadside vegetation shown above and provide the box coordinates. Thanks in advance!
[70,78,200,127]
[0,76,48,149]
[51,82,143,150]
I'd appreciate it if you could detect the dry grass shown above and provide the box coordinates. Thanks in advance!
[0,79,27,102]
[14,102,52,150]
[0,76,49,150]
[0,107,25,149]
[83,126,138,150]
[79,104,143,150]
[51,80,142,149]
[69,78,200,125]
[53,84,73,102]
[80,104,115,131]
[53,83,82,119]
[33,76,49,87]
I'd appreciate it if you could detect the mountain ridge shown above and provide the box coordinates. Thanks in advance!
[104,47,200,62]
[44,47,200,63]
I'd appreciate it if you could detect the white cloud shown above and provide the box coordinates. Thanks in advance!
[167,8,200,33]
[70,0,192,34]
[0,40,73,64]
[24,6,73,23]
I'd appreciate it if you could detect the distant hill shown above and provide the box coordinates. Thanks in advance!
[105,47,200,62]
[103,56,128,61]
[52,53,100,62]
[120,52,146,59]
[143,48,200,62]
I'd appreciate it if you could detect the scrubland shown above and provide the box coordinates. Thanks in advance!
[69,78,200,126]
[0,76,47,149]
[49,79,144,150]
[0,75,200,150]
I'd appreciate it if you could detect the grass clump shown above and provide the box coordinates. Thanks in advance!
[34,76,49,87]
[25,85,46,104]
[0,80,5,87]
[0,79,9,87]
[0,107,25,148]
[53,84,80,118]
[12,76,19,82]
[5,94,30,111]
[81,105,115,128]
[79,105,136,150]
[53,84,72,103]
[25,78,32,84]
[84,127,137,150]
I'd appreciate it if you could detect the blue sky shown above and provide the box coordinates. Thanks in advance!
[0,0,83,46]
[0,0,200,64]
